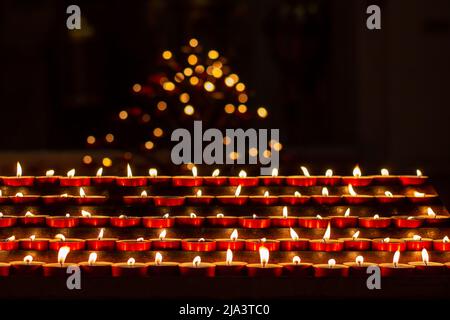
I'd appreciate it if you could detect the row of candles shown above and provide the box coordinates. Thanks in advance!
[0,207,447,228]
[0,187,437,206]
[0,163,428,187]
[2,226,450,252]
[0,246,447,278]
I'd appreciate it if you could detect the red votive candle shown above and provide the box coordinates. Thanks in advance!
[379,263,415,277]
[147,170,171,186]
[49,238,85,251]
[270,207,297,227]
[151,231,181,250]
[0,263,9,276]
[91,168,116,185]
[311,195,341,205]
[316,173,341,186]
[172,167,203,186]
[19,236,50,251]
[59,170,91,186]
[309,239,344,252]
[0,215,17,227]
[79,261,113,277]
[249,194,279,205]
[313,260,349,278]
[339,233,372,250]
[433,237,450,251]
[279,238,309,251]
[143,215,175,228]
[115,165,147,186]
[179,258,215,277]
[10,257,45,276]
[330,209,358,228]
[181,239,216,252]
[399,172,427,186]
[239,216,271,229]
[260,174,285,186]
[41,195,74,205]
[409,258,445,275]
[153,196,185,207]
[206,214,238,227]
[403,237,433,251]
[123,193,152,205]
[279,194,310,205]
[116,239,151,251]
[407,193,438,204]
[228,173,259,187]
[342,194,373,205]
[392,216,423,228]
[0,237,19,250]
[375,193,406,204]
[36,172,61,185]
[110,216,142,227]
[285,176,317,187]
[46,215,80,228]
[2,175,35,187]
[146,253,179,276]
[372,238,406,252]
[214,261,247,276]
[203,170,228,186]
[74,188,107,205]
[43,263,78,277]
[245,239,280,251]
[18,213,47,226]
[358,216,391,228]
[421,209,450,226]
[216,239,246,251]
[344,257,377,276]
[216,195,249,205]
[298,216,329,229]
[9,194,40,204]
[175,215,205,227]
[372,169,399,184]
[79,211,110,227]
[185,191,215,205]
[112,259,148,277]
[341,166,373,186]
[86,229,117,250]
[280,257,313,276]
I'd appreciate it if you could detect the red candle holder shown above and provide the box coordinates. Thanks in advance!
[433,239,450,251]
[316,176,341,186]
[18,213,47,226]
[36,175,61,185]
[408,261,445,275]
[9,194,40,204]
[0,263,9,276]
[203,176,228,186]
[313,263,349,278]
[59,176,91,187]
[10,260,45,276]
[185,194,215,205]
[280,260,313,276]
[399,175,427,186]
[342,195,373,205]
[245,239,280,251]
[116,177,147,187]
[216,196,249,205]
[215,239,246,251]
[358,216,391,228]
[239,216,271,229]
[46,216,80,228]
[116,239,151,251]
[285,176,317,187]
[278,238,309,251]
[249,195,279,206]
[407,194,438,204]
[43,263,77,277]
[79,261,113,276]
[343,261,378,276]
[153,196,185,207]
[260,175,285,186]
[311,195,341,205]
[279,195,310,205]
[214,261,247,276]
[309,239,344,252]
[172,176,203,187]
[151,238,181,250]
[175,215,205,227]
[112,260,148,277]
[41,195,74,205]
[206,215,238,227]
[372,172,399,184]
[392,216,423,228]
[403,237,433,251]
[79,214,110,227]
[110,216,142,227]
[298,217,329,229]
[228,176,259,187]
[142,216,175,228]
[74,194,107,205]
[341,177,372,187]
[49,239,85,251]
[146,262,179,276]
[270,216,298,227]
[86,238,117,251]
[0,215,17,227]
[379,263,415,277]
[340,237,372,250]
[421,212,450,227]
[372,238,406,252]
[246,264,283,277]
[91,176,116,186]
[179,261,215,277]
[181,239,216,252]
[19,237,50,251]
[2,176,35,187]
[0,239,19,250]
[123,194,152,205]
[375,194,406,204]
[330,216,358,228]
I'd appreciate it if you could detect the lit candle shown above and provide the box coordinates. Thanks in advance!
[116,237,151,251]
[330,208,358,228]
[278,228,309,251]
[175,212,205,227]
[0,235,18,250]
[407,190,438,204]
[245,237,280,251]
[373,168,399,184]
[311,187,341,205]
[115,164,147,187]
[19,235,49,251]
[358,214,391,228]
[150,229,181,250]
[341,165,372,187]
[313,259,349,278]
[420,207,449,226]
[203,169,227,186]
[9,192,40,204]
[309,223,344,252]
[41,193,74,205]
[123,190,152,205]
[43,246,77,277]
[392,215,423,228]
[181,238,216,252]
[186,189,214,205]
[49,233,85,251]
[249,190,279,205]
[379,250,415,277]
[147,168,171,186]
[403,234,433,251]
[408,249,445,275]
[59,169,91,186]
[142,213,175,228]
[91,167,116,185]
[206,213,238,227]
[216,229,246,251]
[18,211,47,226]
[372,237,406,252]
[279,191,310,205]
[2,162,35,186]
[46,213,79,228]
[112,258,148,277]
[343,256,377,276]
[228,170,259,187]
[172,166,203,187]
[280,256,313,276]
[110,215,142,227]
[79,210,110,227]
[146,252,179,276]
[0,212,17,227]
[239,214,271,229]
[246,247,282,277]
[74,187,107,205]
[285,166,317,186]
[376,190,405,204]
[153,195,185,206]
[86,228,117,251]
[316,169,341,186]
[433,236,450,251]
[270,206,298,227]
[342,184,373,205]
[260,168,285,186]
[36,169,60,185]
[214,249,247,276]
[399,169,427,186]
[179,256,215,277]
[10,255,45,276]
[339,230,372,250]
[298,214,330,229]
[79,252,112,276]
[216,185,249,205]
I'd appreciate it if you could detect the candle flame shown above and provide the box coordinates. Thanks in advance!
[294,191,301,197]
[385,191,393,197]
[226,249,233,265]
[282,206,288,218]
[127,164,133,178]
[127,258,135,266]
[443,236,449,243]
[16,162,22,177]
[57,246,70,265]
[46,170,55,177]
[212,169,220,177]
[6,235,15,241]
[159,229,166,240]
[259,246,269,267]
[293,256,301,264]
[352,231,360,240]
[24,255,33,264]
[67,169,75,178]
[149,168,158,177]
[88,252,97,266]
[196,189,202,197]
[356,255,364,266]
[325,169,333,177]
[198,238,205,242]
[427,207,436,218]
[79,187,86,197]
[25,211,34,217]
[381,168,389,176]
[136,237,144,242]
[230,229,238,241]
[155,252,163,265]
[0,191,2,197]
[141,190,148,197]
[348,184,357,196]
[65,213,70,218]
[344,208,350,217]
[374,214,380,219]
[353,165,362,177]
[421,248,429,265]
[322,187,329,197]
[412,235,422,241]
[300,166,310,177]
[190,212,197,218]
[316,214,323,219]
[253,214,257,219]
[15,192,23,197]
[289,228,299,241]
[81,210,92,218]
[414,191,425,197]
[328,259,336,268]
[96,167,103,177]
[163,213,170,218]
[238,170,247,178]
[55,234,66,241]
[235,185,242,197]
[416,169,422,177]
[323,223,331,241]
[97,228,104,240]
[216,213,224,218]
[192,166,198,177]
[60,193,68,198]
[383,237,390,243]
[263,190,269,197]
[393,250,400,268]
[260,238,267,243]
[30,235,35,241]
[271,168,278,177]
[193,256,201,267]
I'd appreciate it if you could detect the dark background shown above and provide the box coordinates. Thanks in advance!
[0,0,449,178]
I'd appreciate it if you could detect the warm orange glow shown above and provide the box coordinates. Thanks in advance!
[259,246,269,267]
[29,235,35,241]
[184,105,195,115]
[353,165,362,177]
[294,191,301,197]
[132,83,142,92]
[344,208,351,217]
[57,246,70,265]
[83,155,93,164]
[6,235,15,241]
[235,82,245,92]
[208,50,219,59]
[237,104,247,113]
[153,128,163,138]
[224,104,235,114]
[323,223,331,241]
[204,81,215,92]
[193,256,201,268]
[15,192,23,197]
[145,141,154,150]
[216,213,224,218]
[263,190,269,197]
[189,38,198,47]
[226,249,233,266]
[162,81,175,91]
[383,237,390,243]
[290,228,299,241]
[179,93,190,104]
[300,166,310,177]
[414,191,425,197]
[157,101,167,111]
[184,67,193,76]
[25,211,34,217]
[88,252,97,266]
[374,214,380,219]
[187,54,198,65]
[162,50,172,60]
[136,237,144,242]
[87,136,96,144]
[119,110,128,120]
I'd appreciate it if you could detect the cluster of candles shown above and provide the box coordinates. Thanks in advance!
[1,246,448,278]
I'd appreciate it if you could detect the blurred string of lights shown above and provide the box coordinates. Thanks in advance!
[83,38,281,169]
